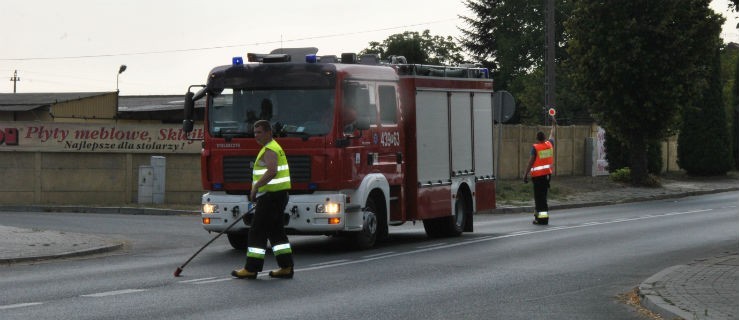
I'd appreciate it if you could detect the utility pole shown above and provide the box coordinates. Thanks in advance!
[9,70,20,93]
[544,0,555,125]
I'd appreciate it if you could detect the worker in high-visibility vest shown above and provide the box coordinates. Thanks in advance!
[523,117,556,225]
[232,119,294,279]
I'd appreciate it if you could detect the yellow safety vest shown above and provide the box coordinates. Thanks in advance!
[252,139,291,192]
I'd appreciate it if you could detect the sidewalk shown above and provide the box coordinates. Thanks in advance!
[0,206,190,264]
[639,252,738,320]
[0,225,125,264]
[1,175,737,319]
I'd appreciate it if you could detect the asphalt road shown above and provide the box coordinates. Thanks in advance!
[1,191,736,320]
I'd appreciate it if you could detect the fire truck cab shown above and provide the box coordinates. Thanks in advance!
[183,47,496,249]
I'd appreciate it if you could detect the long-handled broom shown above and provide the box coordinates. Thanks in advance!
[174,205,256,277]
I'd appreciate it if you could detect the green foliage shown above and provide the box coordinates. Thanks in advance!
[494,179,533,202]
[605,132,663,174]
[566,0,724,184]
[647,141,663,175]
[609,168,632,183]
[720,45,739,169]
[459,0,572,90]
[732,45,739,169]
[609,167,661,187]
[459,0,592,125]
[361,30,465,65]
[678,49,733,176]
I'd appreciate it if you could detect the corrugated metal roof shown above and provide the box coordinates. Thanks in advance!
[118,95,205,112]
[0,93,204,113]
[0,105,46,111]
[0,92,111,112]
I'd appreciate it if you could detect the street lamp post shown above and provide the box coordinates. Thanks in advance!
[116,65,127,115]
[116,64,127,92]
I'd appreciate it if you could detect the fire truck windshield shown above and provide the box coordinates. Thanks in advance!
[208,88,335,137]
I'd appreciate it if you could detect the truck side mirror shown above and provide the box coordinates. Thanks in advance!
[183,91,195,133]
[354,117,370,131]
[183,119,194,133]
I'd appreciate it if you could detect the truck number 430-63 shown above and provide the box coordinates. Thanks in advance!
[380,131,400,147]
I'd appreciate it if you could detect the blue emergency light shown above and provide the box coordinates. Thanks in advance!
[305,54,317,63]
[232,57,244,65]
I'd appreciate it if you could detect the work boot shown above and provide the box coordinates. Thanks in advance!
[268,267,294,279]
[231,268,258,279]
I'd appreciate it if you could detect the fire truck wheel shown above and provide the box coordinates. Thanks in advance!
[449,196,466,236]
[423,193,467,238]
[227,233,249,250]
[353,197,380,249]
[422,218,443,238]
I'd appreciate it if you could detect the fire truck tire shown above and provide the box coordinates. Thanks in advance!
[422,218,443,238]
[227,233,249,250]
[448,196,466,236]
[353,197,382,249]
[423,195,467,238]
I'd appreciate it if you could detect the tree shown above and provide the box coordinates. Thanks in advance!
[605,132,663,175]
[567,0,723,185]
[361,30,465,65]
[733,45,739,168]
[459,0,571,89]
[678,49,734,175]
[567,0,724,185]
[458,0,590,125]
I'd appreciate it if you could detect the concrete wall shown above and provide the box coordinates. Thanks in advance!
[0,124,681,205]
[0,152,202,205]
[495,124,594,179]
[494,124,679,179]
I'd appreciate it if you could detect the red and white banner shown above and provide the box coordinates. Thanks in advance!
[0,121,205,153]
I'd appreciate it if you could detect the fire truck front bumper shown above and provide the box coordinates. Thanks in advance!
[200,192,251,234]
[200,192,364,235]
[281,194,364,234]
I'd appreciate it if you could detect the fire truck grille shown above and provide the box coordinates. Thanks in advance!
[223,155,311,183]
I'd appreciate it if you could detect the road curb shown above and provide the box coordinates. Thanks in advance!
[0,242,125,264]
[488,187,739,214]
[638,265,694,320]
[0,205,196,216]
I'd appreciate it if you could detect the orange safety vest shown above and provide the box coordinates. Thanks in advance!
[531,141,554,177]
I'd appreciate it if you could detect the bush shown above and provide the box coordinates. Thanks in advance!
[609,167,631,183]
[609,167,661,187]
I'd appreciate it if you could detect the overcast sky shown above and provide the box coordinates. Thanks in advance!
[1,0,738,95]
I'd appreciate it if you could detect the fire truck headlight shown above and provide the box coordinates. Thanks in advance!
[203,203,218,214]
[316,202,340,214]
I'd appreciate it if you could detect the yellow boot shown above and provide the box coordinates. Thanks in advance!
[231,268,258,279]
[268,267,294,279]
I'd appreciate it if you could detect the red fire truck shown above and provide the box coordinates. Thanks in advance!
[182,47,496,249]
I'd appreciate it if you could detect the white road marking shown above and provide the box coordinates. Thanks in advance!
[362,251,396,258]
[179,277,217,283]
[417,242,447,249]
[0,302,43,310]
[177,208,717,282]
[7,207,719,310]
[309,259,350,267]
[194,278,234,284]
[293,208,714,273]
[81,289,147,297]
